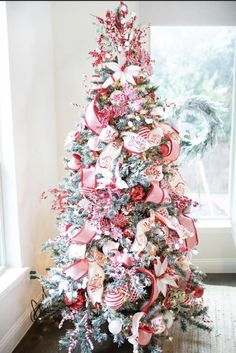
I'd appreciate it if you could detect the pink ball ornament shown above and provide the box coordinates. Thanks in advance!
[104,290,124,310]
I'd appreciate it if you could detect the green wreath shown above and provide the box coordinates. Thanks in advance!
[171,95,224,160]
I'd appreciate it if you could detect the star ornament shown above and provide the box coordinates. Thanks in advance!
[102,51,141,88]
[154,257,178,297]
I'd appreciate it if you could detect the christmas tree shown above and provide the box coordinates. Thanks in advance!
[35,3,218,353]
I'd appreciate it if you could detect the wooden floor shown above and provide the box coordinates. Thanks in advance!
[13,274,236,353]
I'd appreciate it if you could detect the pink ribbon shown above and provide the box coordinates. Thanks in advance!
[138,325,153,346]
[85,90,111,135]
[63,259,88,280]
[178,213,198,250]
[85,99,103,135]
[67,153,81,171]
[145,181,164,204]
[137,267,158,314]
[80,166,96,194]
[71,220,97,245]
[162,136,180,163]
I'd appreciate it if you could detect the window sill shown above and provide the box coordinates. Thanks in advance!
[196,218,232,235]
[0,267,29,300]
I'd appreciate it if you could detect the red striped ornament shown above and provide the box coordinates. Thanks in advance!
[181,296,194,306]
[138,127,151,139]
[104,290,124,310]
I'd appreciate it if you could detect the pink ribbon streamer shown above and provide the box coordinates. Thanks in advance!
[80,166,96,194]
[145,181,164,204]
[85,99,104,135]
[162,136,180,163]
[71,220,97,245]
[63,259,89,280]
[178,213,198,250]
[137,267,158,314]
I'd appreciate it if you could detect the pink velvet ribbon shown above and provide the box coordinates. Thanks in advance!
[178,213,198,250]
[80,166,96,194]
[145,181,164,204]
[71,220,97,245]
[63,259,89,280]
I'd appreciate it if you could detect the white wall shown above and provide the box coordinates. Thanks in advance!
[52,1,139,177]
[0,2,58,352]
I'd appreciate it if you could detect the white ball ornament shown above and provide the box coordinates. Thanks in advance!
[108,319,123,334]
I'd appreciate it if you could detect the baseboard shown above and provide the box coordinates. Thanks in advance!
[0,294,41,353]
[193,257,236,273]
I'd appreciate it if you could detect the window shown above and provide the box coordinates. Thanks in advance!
[150,27,236,220]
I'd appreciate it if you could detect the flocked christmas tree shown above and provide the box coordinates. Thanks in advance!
[34,3,223,353]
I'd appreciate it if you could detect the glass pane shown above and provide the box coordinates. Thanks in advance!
[150,27,236,219]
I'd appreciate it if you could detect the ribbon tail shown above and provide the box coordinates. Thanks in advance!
[128,312,145,353]
[79,166,96,194]
[179,213,198,249]
[85,100,104,135]
[137,268,158,314]
[71,220,97,245]
[63,259,89,281]
[145,181,164,204]
[87,260,104,305]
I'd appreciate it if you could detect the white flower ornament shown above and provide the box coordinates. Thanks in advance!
[154,257,178,297]
[102,51,141,88]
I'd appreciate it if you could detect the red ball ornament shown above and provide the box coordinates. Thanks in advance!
[64,290,85,310]
[193,287,204,298]
[159,144,169,156]
[130,185,146,201]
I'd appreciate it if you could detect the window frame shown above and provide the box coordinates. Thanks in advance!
[148,25,236,233]
[0,163,5,270]
[0,0,22,272]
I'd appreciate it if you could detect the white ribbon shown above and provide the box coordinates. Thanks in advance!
[128,312,145,353]
[121,127,164,154]
[131,211,155,253]
[99,125,119,143]
[96,141,123,181]
[87,259,105,305]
